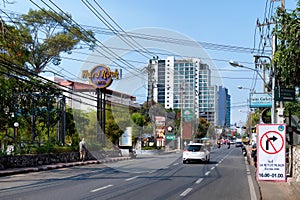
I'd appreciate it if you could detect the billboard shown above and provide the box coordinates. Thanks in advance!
[119,127,132,146]
[249,93,272,108]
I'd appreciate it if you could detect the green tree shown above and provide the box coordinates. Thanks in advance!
[15,9,95,74]
[0,22,31,67]
[0,8,96,147]
[195,117,210,138]
[274,3,300,87]
[106,106,128,145]
[285,101,300,116]
[131,112,146,144]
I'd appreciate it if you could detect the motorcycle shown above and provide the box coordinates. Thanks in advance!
[242,146,247,156]
[251,143,257,167]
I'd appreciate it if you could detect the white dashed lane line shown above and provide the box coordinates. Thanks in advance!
[90,184,113,193]
[195,178,204,184]
[180,188,193,197]
[126,176,139,181]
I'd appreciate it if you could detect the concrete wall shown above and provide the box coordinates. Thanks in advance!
[0,150,120,169]
[292,145,300,182]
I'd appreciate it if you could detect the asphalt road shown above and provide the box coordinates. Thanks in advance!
[0,145,260,200]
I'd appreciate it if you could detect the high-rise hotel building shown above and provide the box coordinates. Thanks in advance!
[148,56,230,127]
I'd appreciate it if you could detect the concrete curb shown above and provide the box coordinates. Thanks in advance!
[245,145,263,199]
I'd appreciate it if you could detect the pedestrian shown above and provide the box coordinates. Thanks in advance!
[79,138,87,162]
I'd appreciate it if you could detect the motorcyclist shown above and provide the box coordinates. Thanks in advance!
[217,140,221,148]
[251,143,257,167]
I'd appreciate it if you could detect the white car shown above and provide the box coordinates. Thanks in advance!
[182,143,210,164]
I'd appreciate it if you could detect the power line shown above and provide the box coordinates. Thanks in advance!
[31,0,146,79]
[81,0,154,59]
[0,8,271,55]
[0,59,139,112]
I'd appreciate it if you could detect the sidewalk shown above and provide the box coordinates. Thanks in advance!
[246,145,300,200]
[259,179,300,200]
[0,156,130,177]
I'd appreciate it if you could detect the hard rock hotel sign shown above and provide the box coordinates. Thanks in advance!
[81,64,119,89]
[81,65,119,139]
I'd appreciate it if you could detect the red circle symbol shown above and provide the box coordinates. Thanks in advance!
[259,131,284,154]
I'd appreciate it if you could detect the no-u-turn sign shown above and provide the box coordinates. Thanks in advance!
[257,124,286,181]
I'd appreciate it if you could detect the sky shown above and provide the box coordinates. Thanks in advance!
[1,0,298,125]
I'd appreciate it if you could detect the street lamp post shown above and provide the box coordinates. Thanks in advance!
[229,60,275,124]
[14,122,19,145]
[229,61,270,91]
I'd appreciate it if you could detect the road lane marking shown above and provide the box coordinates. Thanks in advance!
[210,167,215,170]
[173,163,179,166]
[205,171,210,176]
[125,176,139,181]
[160,167,168,170]
[90,184,113,193]
[180,188,193,197]
[195,178,203,184]
[244,157,257,200]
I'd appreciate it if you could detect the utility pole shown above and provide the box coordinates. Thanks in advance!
[148,56,158,105]
[180,83,185,150]
[149,59,154,105]
[254,0,285,124]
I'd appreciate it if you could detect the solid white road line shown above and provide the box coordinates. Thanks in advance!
[244,157,257,200]
[180,188,193,197]
[90,184,113,193]
[125,176,139,181]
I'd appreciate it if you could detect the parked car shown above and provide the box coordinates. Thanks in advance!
[182,143,210,164]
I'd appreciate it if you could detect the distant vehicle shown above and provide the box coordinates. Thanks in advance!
[182,143,210,164]
[235,141,243,147]
[235,138,243,147]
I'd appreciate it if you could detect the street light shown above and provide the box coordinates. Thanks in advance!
[229,59,275,124]
[237,86,255,92]
[229,60,270,91]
